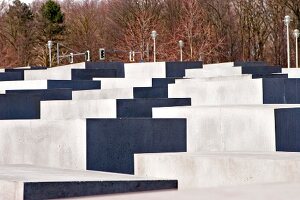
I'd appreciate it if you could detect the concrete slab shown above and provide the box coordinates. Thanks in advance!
[124,62,166,78]
[185,67,242,78]
[0,72,23,81]
[153,105,300,152]
[93,78,152,89]
[73,88,134,100]
[41,99,117,120]
[0,165,177,200]
[169,79,263,105]
[24,62,85,80]
[0,119,86,169]
[134,152,300,189]
[282,68,300,78]
[6,89,73,101]
[174,75,252,84]
[202,62,234,69]
[64,182,300,200]
[166,61,202,77]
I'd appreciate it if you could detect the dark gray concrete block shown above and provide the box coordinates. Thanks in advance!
[133,87,168,98]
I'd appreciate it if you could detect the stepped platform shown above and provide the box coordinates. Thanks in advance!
[0,165,177,200]
[134,152,300,189]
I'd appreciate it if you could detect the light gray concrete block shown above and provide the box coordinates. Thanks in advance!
[175,75,252,85]
[41,99,117,120]
[153,105,300,152]
[0,120,86,169]
[24,63,85,80]
[185,67,242,78]
[282,68,300,78]
[124,62,166,78]
[169,79,263,105]
[72,88,134,100]
[135,152,300,189]
[0,80,48,90]
[93,78,152,89]
[202,62,234,69]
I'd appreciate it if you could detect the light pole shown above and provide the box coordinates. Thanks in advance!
[284,15,292,68]
[294,29,300,68]
[178,40,184,62]
[47,40,53,67]
[151,30,157,62]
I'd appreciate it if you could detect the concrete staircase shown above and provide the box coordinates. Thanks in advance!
[1,61,300,199]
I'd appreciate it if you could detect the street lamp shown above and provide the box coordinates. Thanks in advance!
[284,15,292,68]
[151,30,157,62]
[178,40,184,62]
[47,40,53,67]
[294,29,300,68]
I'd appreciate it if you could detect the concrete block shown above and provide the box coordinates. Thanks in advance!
[153,105,300,152]
[0,94,40,119]
[185,67,242,78]
[165,61,202,77]
[282,68,300,78]
[6,89,72,101]
[85,61,125,77]
[71,69,120,80]
[41,99,116,120]
[117,98,191,118]
[24,62,85,80]
[73,88,134,100]
[241,66,282,75]
[124,62,166,78]
[134,152,300,188]
[93,78,152,89]
[87,118,186,174]
[0,119,86,169]
[202,62,234,69]
[133,87,168,98]
[234,61,267,67]
[252,74,288,79]
[152,78,177,87]
[0,72,23,81]
[0,165,177,200]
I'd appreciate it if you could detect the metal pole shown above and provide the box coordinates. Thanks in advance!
[132,51,135,62]
[86,50,90,61]
[297,36,299,68]
[287,23,291,68]
[153,38,156,62]
[146,43,149,62]
[129,51,132,62]
[180,47,183,62]
[57,43,59,66]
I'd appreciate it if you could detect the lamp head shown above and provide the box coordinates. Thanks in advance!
[151,30,157,39]
[284,15,291,25]
[178,40,184,48]
[294,29,300,38]
[47,40,53,49]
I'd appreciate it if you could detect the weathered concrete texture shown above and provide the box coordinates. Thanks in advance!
[134,152,300,189]
[124,62,166,78]
[24,62,85,80]
[152,78,177,88]
[6,89,72,101]
[117,98,191,118]
[71,69,119,80]
[87,118,186,174]
[73,182,300,200]
[134,87,168,98]
[41,99,117,120]
[175,75,252,84]
[185,67,242,78]
[0,120,86,169]
[93,78,152,89]
[0,165,177,200]
[0,80,48,90]
[153,105,300,152]
[165,61,202,77]
[202,62,234,69]
[169,79,263,105]
[73,88,134,100]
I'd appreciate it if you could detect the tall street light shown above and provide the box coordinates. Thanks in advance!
[47,40,53,67]
[151,30,157,62]
[284,15,292,68]
[294,29,300,68]
[178,40,184,62]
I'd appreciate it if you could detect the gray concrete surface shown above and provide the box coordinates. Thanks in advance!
[175,75,252,84]
[0,120,86,169]
[185,67,242,78]
[135,152,300,189]
[41,99,116,120]
[169,79,263,105]
[124,62,166,78]
[59,182,300,200]
[282,68,300,78]
[153,105,300,152]
[93,78,152,89]
[202,62,235,69]
[0,80,48,90]
[73,88,134,100]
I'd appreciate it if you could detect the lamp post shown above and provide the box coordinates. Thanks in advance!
[284,15,292,68]
[178,40,184,62]
[151,30,157,62]
[294,29,300,68]
[47,40,53,67]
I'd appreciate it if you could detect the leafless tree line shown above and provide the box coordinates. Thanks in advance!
[0,0,299,67]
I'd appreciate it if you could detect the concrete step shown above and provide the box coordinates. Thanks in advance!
[0,72,24,81]
[93,78,152,89]
[0,164,177,200]
[282,68,300,78]
[0,118,186,174]
[153,105,300,152]
[185,67,242,78]
[134,152,300,189]
[6,89,72,100]
[71,69,121,80]
[202,62,235,69]
[73,88,134,100]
